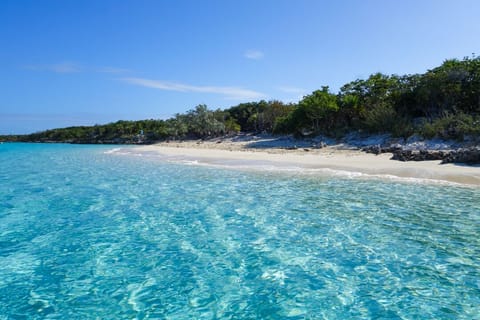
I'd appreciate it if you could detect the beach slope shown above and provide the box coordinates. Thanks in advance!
[134,137,480,186]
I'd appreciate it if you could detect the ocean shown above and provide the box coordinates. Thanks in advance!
[1,143,479,319]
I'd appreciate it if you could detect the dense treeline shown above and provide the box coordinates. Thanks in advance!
[274,56,480,140]
[2,56,479,144]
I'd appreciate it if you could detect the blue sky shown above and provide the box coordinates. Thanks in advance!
[1,0,479,134]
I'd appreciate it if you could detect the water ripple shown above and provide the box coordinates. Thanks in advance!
[0,143,479,319]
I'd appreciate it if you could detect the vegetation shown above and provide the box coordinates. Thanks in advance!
[2,56,480,144]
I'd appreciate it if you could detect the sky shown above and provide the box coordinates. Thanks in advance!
[1,0,479,134]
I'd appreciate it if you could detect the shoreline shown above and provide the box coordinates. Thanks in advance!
[132,138,480,186]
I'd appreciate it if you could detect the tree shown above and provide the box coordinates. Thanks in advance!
[298,86,338,132]
[413,57,480,118]
[184,104,225,137]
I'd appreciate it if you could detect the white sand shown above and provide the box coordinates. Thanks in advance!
[133,137,480,186]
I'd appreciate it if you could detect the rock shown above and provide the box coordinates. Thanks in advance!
[362,144,402,155]
[354,135,479,164]
[391,150,449,162]
[361,144,381,155]
[441,147,480,164]
[390,150,412,161]
[312,141,326,149]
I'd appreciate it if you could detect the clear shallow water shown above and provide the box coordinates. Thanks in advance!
[1,143,479,319]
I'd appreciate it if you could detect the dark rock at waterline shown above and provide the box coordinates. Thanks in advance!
[390,150,449,162]
[388,147,480,164]
[362,144,403,155]
[440,147,480,164]
[362,142,480,164]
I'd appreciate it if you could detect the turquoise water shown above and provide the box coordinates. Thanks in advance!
[1,143,479,319]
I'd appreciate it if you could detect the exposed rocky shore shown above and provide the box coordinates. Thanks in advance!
[363,145,480,164]
[358,134,480,165]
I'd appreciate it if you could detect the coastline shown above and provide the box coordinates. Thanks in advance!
[132,136,480,186]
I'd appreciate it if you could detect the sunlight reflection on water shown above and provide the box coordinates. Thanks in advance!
[0,143,479,319]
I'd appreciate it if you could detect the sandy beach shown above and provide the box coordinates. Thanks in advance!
[133,135,480,186]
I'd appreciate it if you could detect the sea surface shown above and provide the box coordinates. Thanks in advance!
[1,143,479,319]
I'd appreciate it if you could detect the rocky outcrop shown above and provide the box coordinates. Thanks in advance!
[440,148,480,164]
[390,150,450,162]
[389,148,480,164]
[363,143,480,165]
[361,144,403,155]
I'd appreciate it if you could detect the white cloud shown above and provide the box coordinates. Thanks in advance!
[244,50,264,60]
[24,63,130,74]
[121,77,266,100]
[50,62,81,73]
[95,66,130,74]
[24,62,82,73]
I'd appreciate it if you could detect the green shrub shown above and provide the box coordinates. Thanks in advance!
[360,103,414,138]
[420,113,480,140]
[224,118,241,133]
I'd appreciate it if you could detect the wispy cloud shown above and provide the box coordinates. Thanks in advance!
[24,62,82,73]
[95,66,131,74]
[50,62,82,73]
[23,62,130,74]
[244,49,264,60]
[121,77,266,100]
